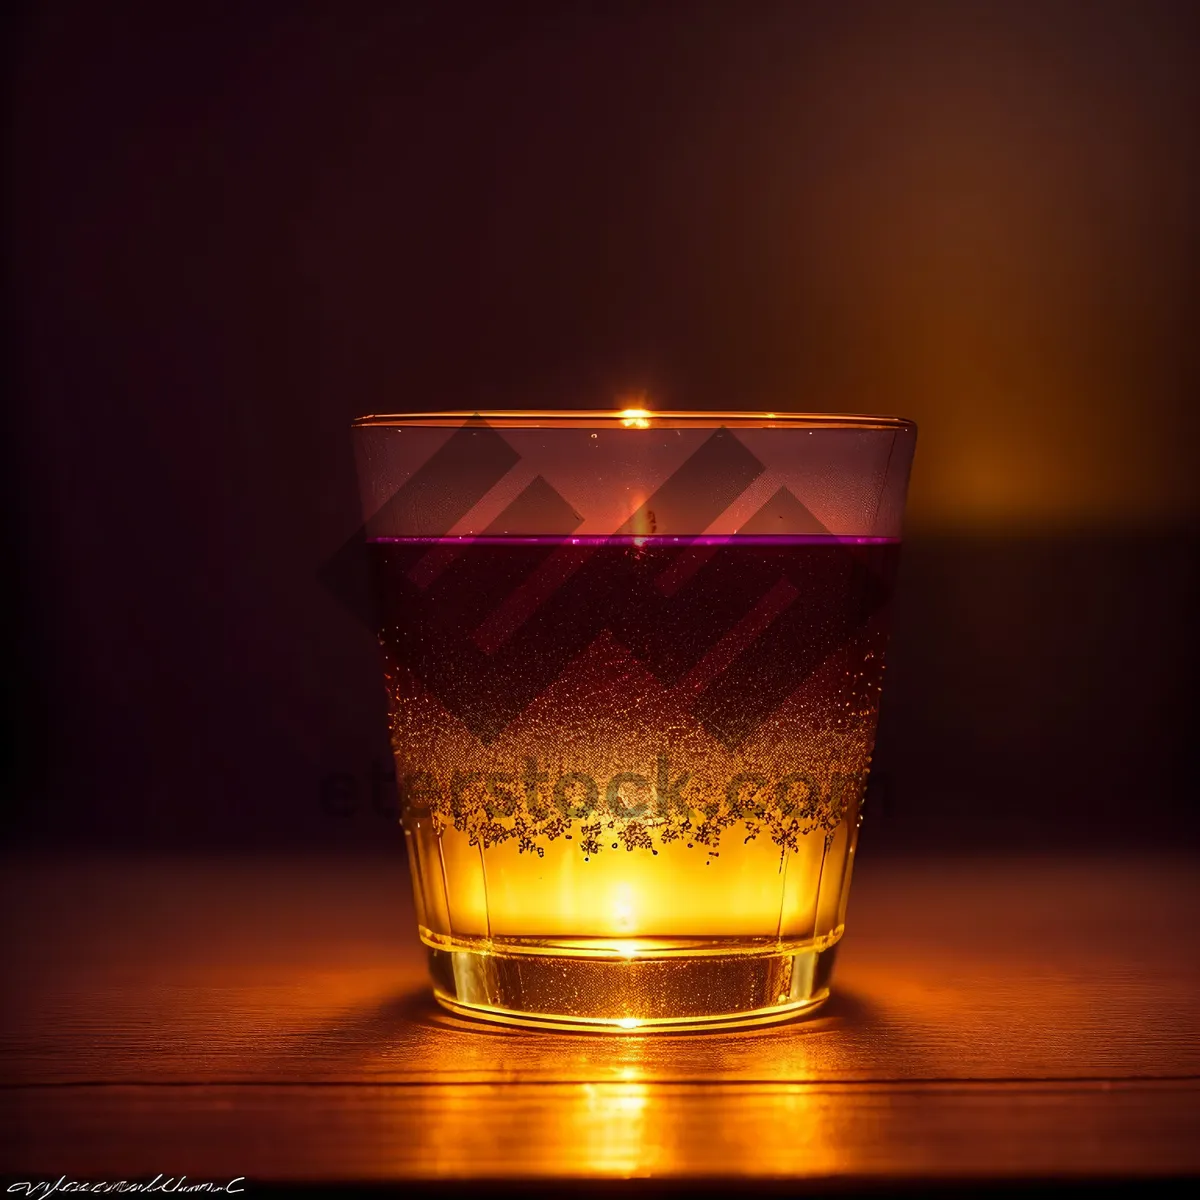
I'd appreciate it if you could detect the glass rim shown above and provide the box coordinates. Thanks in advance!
[352,409,916,432]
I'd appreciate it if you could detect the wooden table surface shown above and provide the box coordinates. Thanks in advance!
[3,852,1199,1186]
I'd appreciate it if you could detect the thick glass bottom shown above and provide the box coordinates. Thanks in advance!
[424,932,841,1031]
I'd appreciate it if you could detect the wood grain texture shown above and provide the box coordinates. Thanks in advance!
[2,854,1199,1180]
[4,1083,1200,1181]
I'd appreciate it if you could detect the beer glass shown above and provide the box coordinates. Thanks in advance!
[352,411,916,1030]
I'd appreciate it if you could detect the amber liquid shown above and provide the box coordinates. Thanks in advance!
[370,535,899,1028]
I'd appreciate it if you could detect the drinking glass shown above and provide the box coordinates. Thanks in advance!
[352,410,916,1030]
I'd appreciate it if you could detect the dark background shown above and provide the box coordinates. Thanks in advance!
[4,0,1198,855]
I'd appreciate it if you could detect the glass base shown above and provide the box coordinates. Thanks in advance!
[424,933,841,1032]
